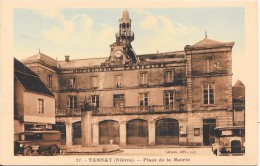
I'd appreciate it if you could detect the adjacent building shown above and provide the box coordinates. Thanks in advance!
[14,58,55,138]
[232,80,245,126]
[20,10,244,146]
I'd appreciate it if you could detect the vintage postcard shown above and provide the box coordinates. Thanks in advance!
[0,0,258,165]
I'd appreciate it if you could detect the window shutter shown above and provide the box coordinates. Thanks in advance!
[67,96,70,109]
[174,91,177,107]
[172,69,175,83]
[164,71,166,83]
[163,91,166,105]
[75,96,78,108]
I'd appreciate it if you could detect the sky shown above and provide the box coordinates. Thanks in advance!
[14,8,245,83]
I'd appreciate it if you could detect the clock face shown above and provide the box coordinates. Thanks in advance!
[115,49,123,58]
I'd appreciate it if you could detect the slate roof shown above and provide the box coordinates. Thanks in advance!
[233,80,245,87]
[138,51,185,62]
[193,38,222,47]
[192,38,234,49]
[22,52,58,68]
[14,58,54,97]
[58,57,107,69]
[22,49,185,69]
[121,9,130,20]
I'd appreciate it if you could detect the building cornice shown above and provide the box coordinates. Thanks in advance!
[59,61,186,74]
[58,83,186,93]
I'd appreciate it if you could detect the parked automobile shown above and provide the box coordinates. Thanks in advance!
[212,126,245,156]
[14,128,61,156]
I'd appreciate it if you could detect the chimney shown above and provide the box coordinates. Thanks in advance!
[65,55,70,62]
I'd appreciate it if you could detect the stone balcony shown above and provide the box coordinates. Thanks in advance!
[55,105,185,117]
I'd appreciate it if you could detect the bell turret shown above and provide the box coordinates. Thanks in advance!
[103,9,137,66]
[116,9,134,45]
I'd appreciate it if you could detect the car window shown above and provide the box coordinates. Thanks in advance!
[19,133,34,141]
[222,130,232,136]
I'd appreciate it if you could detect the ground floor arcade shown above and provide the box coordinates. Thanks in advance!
[54,110,233,147]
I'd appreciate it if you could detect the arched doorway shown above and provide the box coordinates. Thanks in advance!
[99,120,119,144]
[52,122,66,145]
[156,118,179,145]
[72,121,81,145]
[126,119,148,145]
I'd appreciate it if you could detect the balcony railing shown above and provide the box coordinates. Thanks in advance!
[55,108,81,117]
[55,105,185,117]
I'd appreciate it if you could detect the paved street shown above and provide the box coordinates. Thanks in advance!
[112,147,214,156]
[15,147,215,156]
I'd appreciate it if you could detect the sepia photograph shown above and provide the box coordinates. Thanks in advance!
[0,0,258,165]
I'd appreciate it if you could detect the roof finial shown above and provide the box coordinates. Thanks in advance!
[205,30,207,39]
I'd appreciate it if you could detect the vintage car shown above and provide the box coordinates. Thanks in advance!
[14,128,61,156]
[212,126,245,156]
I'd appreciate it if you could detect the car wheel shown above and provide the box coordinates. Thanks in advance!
[216,150,222,156]
[214,149,217,156]
[23,147,32,156]
[50,146,58,155]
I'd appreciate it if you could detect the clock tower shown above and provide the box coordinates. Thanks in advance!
[103,9,138,66]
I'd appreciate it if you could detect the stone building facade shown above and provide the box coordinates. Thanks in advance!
[21,10,243,146]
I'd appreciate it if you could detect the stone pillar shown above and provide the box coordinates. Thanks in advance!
[81,111,92,147]
[148,120,155,145]
[179,120,188,146]
[119,121,126,146]
[65,121,73,146]
[92,122,99,146]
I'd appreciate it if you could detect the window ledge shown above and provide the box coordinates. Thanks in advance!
[201,104,218,107]
[139,84,149,87]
